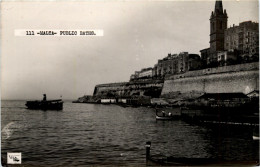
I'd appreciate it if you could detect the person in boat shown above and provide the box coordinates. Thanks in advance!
[162,110,165,117]
[43,94,47,101]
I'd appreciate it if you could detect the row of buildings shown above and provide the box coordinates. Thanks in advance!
[130,52,202,80]
[130,0,259,81]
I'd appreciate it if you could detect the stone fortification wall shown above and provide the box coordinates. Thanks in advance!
[166,62,258,80]
[94,82,128,88]
[162,70,259,99]
[93,82,127,95]
[92,63,258,101]
[93,79,164,98]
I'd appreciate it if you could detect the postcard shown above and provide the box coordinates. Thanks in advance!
[1,0,259,166]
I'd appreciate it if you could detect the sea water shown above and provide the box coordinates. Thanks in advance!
[1,100,259,166]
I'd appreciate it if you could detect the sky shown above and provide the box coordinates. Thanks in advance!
[1,0,259,100]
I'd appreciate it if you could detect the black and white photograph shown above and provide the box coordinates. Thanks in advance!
[1,0,259,166]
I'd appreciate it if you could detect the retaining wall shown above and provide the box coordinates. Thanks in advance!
[162,70,259,99]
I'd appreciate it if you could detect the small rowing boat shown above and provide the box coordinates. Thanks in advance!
[155,108,180,120]
[156,115,178,120]
[252,128,259,140]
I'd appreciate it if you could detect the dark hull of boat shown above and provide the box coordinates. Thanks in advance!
[26,100,63,110]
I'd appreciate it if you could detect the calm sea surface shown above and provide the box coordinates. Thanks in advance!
[1,100,259,166]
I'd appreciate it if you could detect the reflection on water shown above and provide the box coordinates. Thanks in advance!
[1,100,259,166]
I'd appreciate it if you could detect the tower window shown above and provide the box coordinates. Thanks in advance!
[220,21,223,29]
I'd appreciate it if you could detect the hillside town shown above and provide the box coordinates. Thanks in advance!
[2,1,259,166]
[131,20,258,81]
[75,0,259,107]
[130,1,258,81]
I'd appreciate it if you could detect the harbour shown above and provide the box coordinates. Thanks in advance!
[1,100,259,166]
[1,0,259,166]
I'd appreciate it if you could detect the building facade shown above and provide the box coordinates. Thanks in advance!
[178,52,189,73]
[152,52,201,78]
[217,51,237,66]
[188,54,202,70]
[130,68,153,80]
[200,48,210,67]
[224,21,259,57]
[154,54,179,77]
[139,68,153,78]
